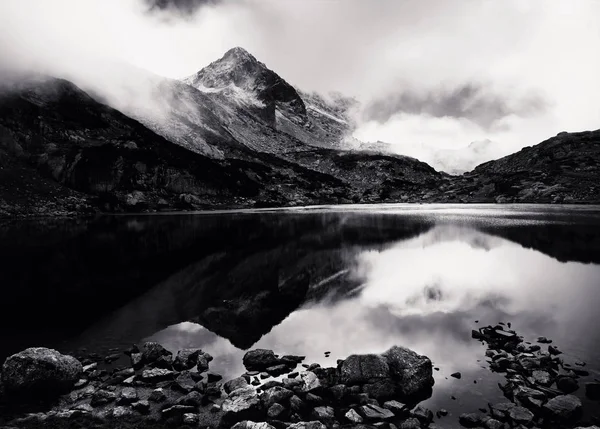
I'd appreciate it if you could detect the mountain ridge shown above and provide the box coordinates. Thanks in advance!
[0,47,599,217]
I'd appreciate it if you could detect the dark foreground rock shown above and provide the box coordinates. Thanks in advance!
[1,347,82,397]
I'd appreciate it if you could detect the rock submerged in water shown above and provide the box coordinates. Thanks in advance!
[1,347,82,397]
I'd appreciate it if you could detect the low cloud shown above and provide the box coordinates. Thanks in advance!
[363,83,547,130]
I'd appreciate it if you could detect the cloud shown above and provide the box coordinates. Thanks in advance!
[0,0,598,172]
[144,0,223,17]
[363,83,548,130]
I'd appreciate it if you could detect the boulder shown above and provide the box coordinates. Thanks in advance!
[340,354,390,384]
[140,342,172,366]
[459,413,483,427]
[267,403,286,419]
[261,386,294,408]
[310,405,335,424]
[382,346,434,400]
[173,348,201,371]
[225,376,249,394]
[222,387,261,423]
[359,404,395,420]
[557,376,579,393]
[345,408,363,423]
[1,347,82,397]
[117,387,138,405]
[242,349,281,370]
[544,394,582,420]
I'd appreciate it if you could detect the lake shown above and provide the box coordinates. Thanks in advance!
[1,204,599,427]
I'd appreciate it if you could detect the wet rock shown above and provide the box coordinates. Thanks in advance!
[311,405,335,423]
[266,364,289,376]
[243,349,281,370]
[359,404,395,421]
[113,405,134,418]
[197,355,210,373]
[345,409,364,423]
[451,372,462,379]
[91,389,117,406]
[382,346,434,400]
[1,347,83,397]
[225,376,249,394]
[340,354,390,384]
[267,403,286,419]
[362,379,396,399]
[149,387,167,402]
[543,394,582,420]
[261,386,294,408]
[483,418,503,429]
[177,390,203,406]
[537,337,552,344]
[130,353,143,369]
[222,387,261,423]
[585,382,600,400]
[117,386,138,404]
[532,370,552,386]
[232,422,276,429]
[411,405,433,424]
[508,406,534,425]
[490,403,514,421]
[140,342,172,366]
[557,376,579,393]
[436,408,448,418]
[306,393,324,405]
[207,372,222,383]
[172,348,201,371]
[141,368,174,383]
[132,399,150,414]
[459,413,483,427]
[399,418,421,429]
[173,371,196,393]
[548,345,562,355]
[82,362,97,372]
[299,371,322,392]
[329,384,347,402]
[290,395,306,413]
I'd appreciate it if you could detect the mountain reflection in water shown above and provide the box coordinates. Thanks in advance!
[1,205,599,426]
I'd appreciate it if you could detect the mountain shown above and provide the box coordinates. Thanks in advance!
[0,47,599,217]
[441,130,600,203]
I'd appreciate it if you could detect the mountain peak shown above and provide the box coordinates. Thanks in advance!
[183,47,308,127]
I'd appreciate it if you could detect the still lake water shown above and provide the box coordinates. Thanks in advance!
[1,204,600,426]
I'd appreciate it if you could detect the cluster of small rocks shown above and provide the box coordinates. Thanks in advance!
[0,344,436,429]
[461,324,600,429]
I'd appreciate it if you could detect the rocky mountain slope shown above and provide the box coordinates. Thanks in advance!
[0,47,598,217]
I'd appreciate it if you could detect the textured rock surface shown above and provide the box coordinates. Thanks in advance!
[1,347,82,397]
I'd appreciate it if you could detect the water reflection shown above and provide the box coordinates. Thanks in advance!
[2,206,600,427]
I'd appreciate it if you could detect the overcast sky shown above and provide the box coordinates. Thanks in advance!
[1,0,599,171]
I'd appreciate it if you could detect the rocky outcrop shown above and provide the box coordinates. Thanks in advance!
[1,347,82,397]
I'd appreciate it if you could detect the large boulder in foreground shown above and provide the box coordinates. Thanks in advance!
[1,347,82,397]
[339,345,433,402]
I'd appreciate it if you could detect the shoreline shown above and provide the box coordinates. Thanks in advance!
[1,325,599,429]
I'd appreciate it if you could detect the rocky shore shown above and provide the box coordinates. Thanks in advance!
[0,325,598,429]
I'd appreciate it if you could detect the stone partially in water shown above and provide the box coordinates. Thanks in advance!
[543,394,582,420]
[173,348,202,371]
[382,345,434,400]
[1,347,83,398]
[242,349,281,371]
[339,354,390,385]
[557,376,579,393]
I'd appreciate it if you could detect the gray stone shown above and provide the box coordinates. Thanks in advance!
[459,413,483,427]
[359,404,395,420]
[112,406,134,418]
[267,403,286,419]
[345,409,363,423]
[412,405,433,424]
[382,346,434,400]
[222,387,261,422]
[177,390,203,406]
[1,348,83,397]
[197,355,210,373]
[173,349,201,371]
[532,370,552,386]
[117,387,138,405]
[261,386,294,408]
[339,354,390,384]
[132,400,150,414]
[557,376,579,393]
[91,389,117,407]
[287,422,327,429]
[508,406,533,425]
[141,368,174,383]
[310,406,335,423]
[140,342,171,364]
[149,387,166,402]
[224,376,249,394]
[242,349,281,370]
[383,400,408,414]
[543,394,582,420]
[400,418,421,429]
[299,371,321,392]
